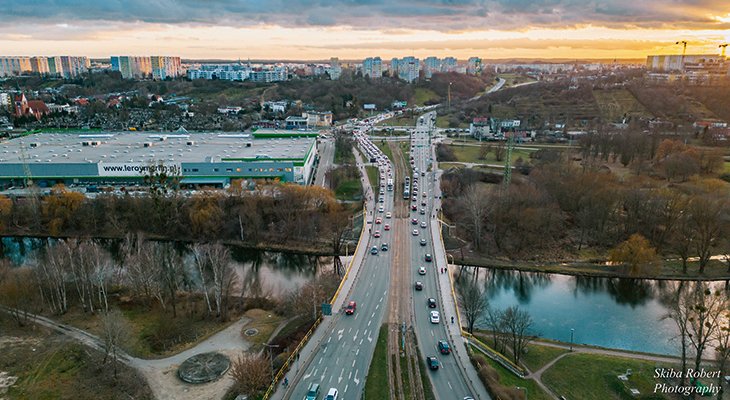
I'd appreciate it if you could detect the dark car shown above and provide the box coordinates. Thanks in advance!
[427,298,437,308]
[438,340,451,354]
[425,253,432,262]
[414,281,423,291]
[411,218,418,225]
[420,238,427,246]
[426,356,439,370]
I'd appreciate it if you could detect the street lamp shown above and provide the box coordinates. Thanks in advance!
[263,343,281,384]
[570,328,575,352]
[516,386,528,399]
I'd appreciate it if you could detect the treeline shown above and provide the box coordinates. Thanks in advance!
[442,146,729,273]
[0,184,353,254]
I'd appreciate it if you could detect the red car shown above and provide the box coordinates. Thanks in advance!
[384,224,390,231]
[345,301,356,315]
[373,231,381,238]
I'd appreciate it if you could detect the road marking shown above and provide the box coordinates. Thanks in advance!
[354,369,360,385]
[349,371,352,379]
[359,338,363,345]
[448,381,453,390]
[355,348,360,356]
[338,368,344,384]
[352,359,356,367]
[303,371,312,380]
[327,336,332,343]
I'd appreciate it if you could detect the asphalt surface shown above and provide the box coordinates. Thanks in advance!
[407,112,479,400]
[286,128,396,400]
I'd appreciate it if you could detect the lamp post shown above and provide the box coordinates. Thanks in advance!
[264,343,280,384]
[516,386,528,399]
[570,328,575,352]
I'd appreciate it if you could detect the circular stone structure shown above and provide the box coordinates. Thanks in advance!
[244,328,259,337]
[177,352,231,384]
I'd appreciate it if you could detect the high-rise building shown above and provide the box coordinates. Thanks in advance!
[30,56,50,75]
[151,56,182,80]
[327,57,342,80]
[0,56,31,77]
[423,56,441,78]
[399,56,420,82]
[59,56,89,78]
[112,55,175,79]
[442,57,458,72]
[362,57,382,78]
[467,57,482,75]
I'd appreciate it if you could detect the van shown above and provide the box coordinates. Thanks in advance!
[305,382,320,400]
[325,388,339,400]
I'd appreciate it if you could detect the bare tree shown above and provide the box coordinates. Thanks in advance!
[688,196,725,274]
[229,353,271,397]
[457,184,490,250]
[457,274,488,334]
[35,240,72,314]
[484,306,506,353]
[151,242,186,317]
[714,305,730,399]
[686,283,727,375]
[0,264,36,326]
[501,306,534,364]
[192,243,238,320]
[101,308,131,379]
[121,233,160,306]
[661,281,691,387]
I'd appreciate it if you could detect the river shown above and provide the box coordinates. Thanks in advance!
[470,267,727,356]
[1,236,327,296]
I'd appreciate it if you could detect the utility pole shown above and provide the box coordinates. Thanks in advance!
[264,343,280,384]
[447,82,453,111]
[502,133,514,189]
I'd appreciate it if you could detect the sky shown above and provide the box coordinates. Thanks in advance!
[0,0,729,60]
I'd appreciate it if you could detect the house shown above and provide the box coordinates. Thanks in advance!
[14,94,50,120]
[285,116,308,130]
[304,111,333,127]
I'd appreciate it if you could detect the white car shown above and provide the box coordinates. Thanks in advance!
[412,229,419,236]
[418,266,426,275]
[420,221,427,228]
[385,212,392,219]
[379,206,384,213]
[430,311,440,324]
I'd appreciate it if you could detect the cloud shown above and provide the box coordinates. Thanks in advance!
[1,0,729,31]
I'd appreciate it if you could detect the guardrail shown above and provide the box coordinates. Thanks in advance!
[464,332,528,377]
[261,204,368,400]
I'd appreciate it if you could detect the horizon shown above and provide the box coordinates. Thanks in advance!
[1,1,728,60]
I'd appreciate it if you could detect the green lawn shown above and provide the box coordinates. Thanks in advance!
[449,144,535,165]
[542,353,672,400]
[438,162,465,170]
[723,162,730,174]
[334,178,362,201]
[375,141,394,161]
[363,326,390,400]
[473,350,552,400]
[412,87,440,106]
[366,166,379,189]
[521,344,569,372]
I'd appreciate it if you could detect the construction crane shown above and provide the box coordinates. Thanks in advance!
[676,41,688,66]
[720,44,728,58]
[19,141,33,187]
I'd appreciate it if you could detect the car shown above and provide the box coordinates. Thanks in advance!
[464,397,475,400]
[422,171,426,176]
[425,253,432,262]
[373,230,381,238]
[379,197,384,203]
[370,246,378,254]
[306,383,321,400]
[411,204,418,211]
[385,212,392,218]
[412,229,419,236]
[426,356,439,370]
[375,217,382,224]
[381,243,389,251]
[420,208,426,215]
[423,192,427,197]
[384,224,390,231]
[438,340,451,354]
[427,298,437,308]
[412,196,417,201]
[420,221,427,228]
[411,218,418,225]
[378,206,384,213]
[421,201,427,206]
[415,281,423,290]
[430,310,440,324]
[325,388,339,400]
[420,238,427,246]
[418,266,426,275]
[345,301,356,315]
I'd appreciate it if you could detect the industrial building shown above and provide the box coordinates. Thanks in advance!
[0,131,318,188]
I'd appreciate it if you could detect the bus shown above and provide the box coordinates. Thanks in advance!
[387,179,393,191]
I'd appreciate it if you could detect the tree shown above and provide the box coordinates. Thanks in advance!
[478,144,490,160]
[494,143,506,162]
[501,306,535,364]
[35,240,72,314]
[686,283,727,376]
[484,306,506,353]
[714,306,730,399]
[229,353,271,397]
[457,275,488,334]
[661,282,692,387]
[608,234,658,276]
[100,309,131,379]
[0,264,36,326]
[120,233,161,307]
[192,242,238,321]
[151,242,186,317]
[457,184,490,250]
[688,195,725,274]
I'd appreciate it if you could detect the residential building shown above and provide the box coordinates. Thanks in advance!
[327,57,342,80]
[423,57,441,78]
[362,57,382,78]
[151,56,182,80]
[59,56,89,78]
[469,117,493,139]
[467,57,482,75]
[391,56,420,82]
[285,116,308,130]
[0,56,31,77]
[187,63,287,82]
[305,111,333,127]
[646,54,727,74]
[30,56,50,75]
[13,94,50,120]
[111,55,163,79]
[0,93,9,108]
[442,57,458,72]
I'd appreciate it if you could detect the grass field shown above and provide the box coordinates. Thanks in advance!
[448,144,536,165]
[376,114,418,127]
[472,350,552,400]
[542,353,672,400]
[498,73,538,88]
[412,87,440,106]
[592,89,653,122]
[375,140,394,161]
[521,344,569,372]
[334,178,362,201]
[240,309,283,350]
[366,166,379,189]
[363,326,389,400]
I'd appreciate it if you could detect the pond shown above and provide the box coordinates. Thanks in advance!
[469,267,727,356]
[1,236,330,296]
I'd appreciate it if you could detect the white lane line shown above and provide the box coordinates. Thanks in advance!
[447,381,453,390]
[352,359,356,367]
[338,368,344,384]
[327,336,332,343]
[354,369,360,385]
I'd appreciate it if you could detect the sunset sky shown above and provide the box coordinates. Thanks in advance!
[1,0,729,60]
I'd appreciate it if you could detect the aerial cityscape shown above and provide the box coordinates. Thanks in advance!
[0,1,729,400]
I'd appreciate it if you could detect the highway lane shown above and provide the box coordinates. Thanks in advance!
[287,130,395,400]
[409,112,477,399]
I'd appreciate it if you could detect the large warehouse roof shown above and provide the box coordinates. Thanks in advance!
[0,132,315,165]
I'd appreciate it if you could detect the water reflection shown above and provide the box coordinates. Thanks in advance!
[465,266,728,356]
[2,236,322,296]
